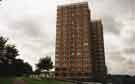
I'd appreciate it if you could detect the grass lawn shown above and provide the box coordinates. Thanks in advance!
[0,77,14,84]
[0,77,72,84]
[23,78,72,84]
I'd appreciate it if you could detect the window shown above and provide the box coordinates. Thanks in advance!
[71,20,75,24]
[84,42,88,46]
[71,52,74,55]
[77,52,81,56]
[71,13,74,16]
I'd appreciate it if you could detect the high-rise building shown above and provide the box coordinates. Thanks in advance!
[55,2,107,82]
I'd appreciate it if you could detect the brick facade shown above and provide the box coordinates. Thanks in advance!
[55,2,107,82]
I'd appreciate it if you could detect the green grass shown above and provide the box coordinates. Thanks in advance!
[23,77,72,84]
[0,77,13,84]
[0,77,72,84]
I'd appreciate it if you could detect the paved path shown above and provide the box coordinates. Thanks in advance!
[13,79,27,84]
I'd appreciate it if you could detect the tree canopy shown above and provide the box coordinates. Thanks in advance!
[36,56,53,72]
[0,36,32,77]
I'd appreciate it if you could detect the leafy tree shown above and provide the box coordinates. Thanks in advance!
[36,56,53,72]
[0,36,18,64]
[0,36,33,77]
[6,44,19,58]
[0,36,8,48]
[14,59,32,76]
[22,62,33,76]
[0,37,7,64]
[0,36,19,76]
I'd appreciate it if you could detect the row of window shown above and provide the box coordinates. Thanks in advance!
[57,8,89,14]
[57,16,90,23]
[56,29,88,34]
[57,13,89,18]
[55,67,91,72]
[56,43,89,49]
[56,23,89,28]
[55,72,91,77]
[63,58,90,61]
[58,6,89,11]
[56,37,89,42]
[60,51,89,56]
[56,48,103,53]
[56,22,89,27]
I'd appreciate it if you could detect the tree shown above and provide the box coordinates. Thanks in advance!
[0,37,7,64]
[0,36,33,77]
[6,44,19,58]
[36,56,53,72]
[0,36,20,76]
[22,62,33,76]
[0,36,8,48]
[14,59,32,76]
[0,36,19,64]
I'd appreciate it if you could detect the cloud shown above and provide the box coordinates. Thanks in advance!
[8,17,56,69]
[123,48,135,55]
[104,18,135,75]
[88,0,135,75]
[120,20,135,45]
[56,0,88,5]
[0,0,135,74]
[102,16,123,34]
[9,18,45,37]
[0,0,56,69]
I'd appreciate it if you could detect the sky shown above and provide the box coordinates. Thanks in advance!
[0,0,135,75]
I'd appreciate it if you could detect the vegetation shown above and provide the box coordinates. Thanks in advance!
[36,56,53,72]
[0,77,13,84]
[23,77,71,84]
[0,77,72,84]
[0,36,32,77]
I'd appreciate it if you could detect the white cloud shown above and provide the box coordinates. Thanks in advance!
[56,0,88,5]
[0,0,57,70]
